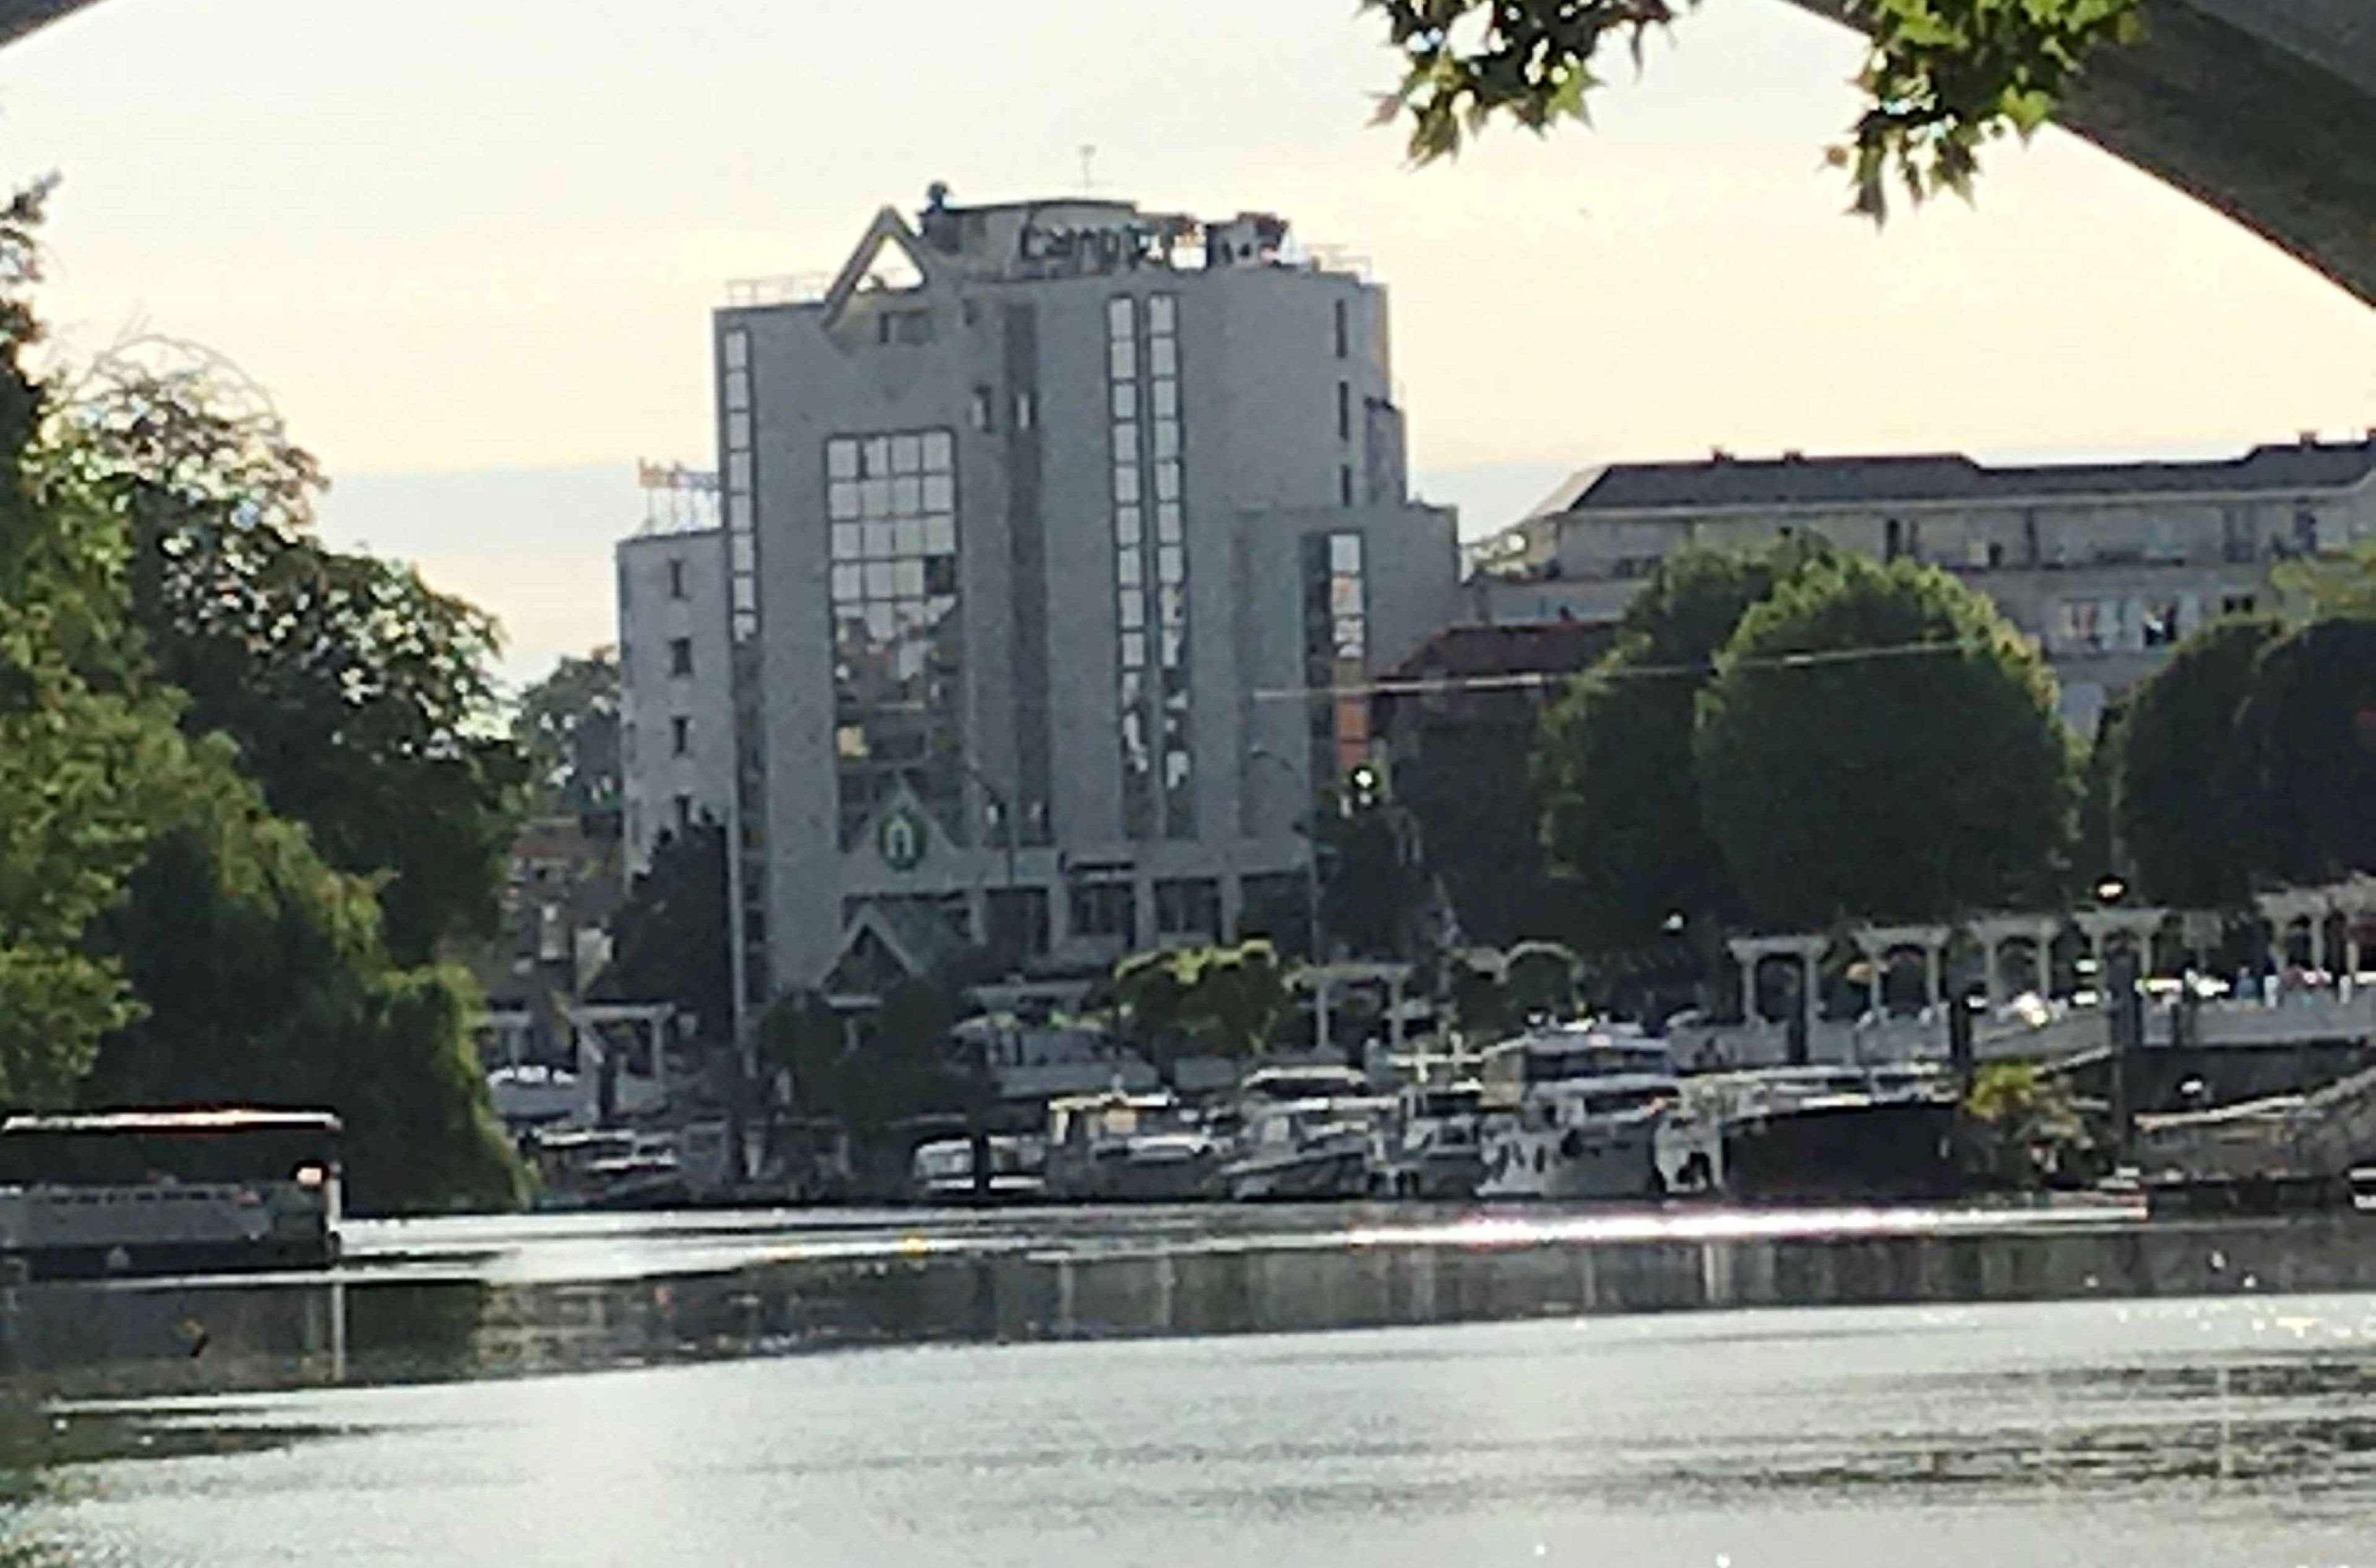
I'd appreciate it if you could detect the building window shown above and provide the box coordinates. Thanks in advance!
[1155,877,1221,939]
[876,308,934,346]
[1338,464,1353,507]
[825,426,964,849]
[2223,592,2258,617]
[721,329,759,644]
[1332,298,1348,360]
[1335,381,1350,441]
[671,715,691,756]
[2140,599,2183,648]
[1305,532,1369,788]
[1014,389,1035,430]
[969,386,993,431]
[668,558,687,600]
[1109,293,1194,841]
[2294,507,2322,555]
[1069,881,1137,947]
[986,887,1051,960]
[1883,518,1903,561]
[668,637,694,677]
[674,793,694,829]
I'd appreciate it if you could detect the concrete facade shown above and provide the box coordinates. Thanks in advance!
[1465,437,2376,734]
[713,192,1459,1009]
[616,524,734,877]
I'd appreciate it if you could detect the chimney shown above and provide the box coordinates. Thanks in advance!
[1710,447,1733,463]
[2299,429,2320,447]
[1782,449,1806,463]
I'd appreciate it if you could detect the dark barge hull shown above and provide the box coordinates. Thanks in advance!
[1723,1101,1960,1202]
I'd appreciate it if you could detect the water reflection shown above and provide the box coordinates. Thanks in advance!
[4,1210,2375,1400]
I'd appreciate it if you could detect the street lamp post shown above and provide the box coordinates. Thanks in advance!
[2094,873,2142,1168]
[1247,747,1322,963]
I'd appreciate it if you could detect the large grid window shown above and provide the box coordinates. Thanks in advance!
[1109,292,1194,841]
[1304,530,1370,791]
[827,429,965,850]
[720,327,767,1008]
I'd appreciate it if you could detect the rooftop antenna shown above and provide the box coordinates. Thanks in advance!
[1079,144,1097,193]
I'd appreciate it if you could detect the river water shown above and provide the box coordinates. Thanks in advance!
[7,1205,2376,1566]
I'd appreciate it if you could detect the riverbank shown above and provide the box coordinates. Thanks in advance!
[5,1199,2375,1401]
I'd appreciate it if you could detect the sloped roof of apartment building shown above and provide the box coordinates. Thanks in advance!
[1547,436,2376,515]
[1383,619,1618,683]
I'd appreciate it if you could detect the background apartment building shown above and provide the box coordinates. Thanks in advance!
[704,189,1460,1014]
[1465,437,2376,733]
[617,498,734,878]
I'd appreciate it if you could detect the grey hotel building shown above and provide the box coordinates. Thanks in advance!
[688,190,1459,1014]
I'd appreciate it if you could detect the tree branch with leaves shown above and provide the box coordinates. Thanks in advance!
[1363,0,2146,216]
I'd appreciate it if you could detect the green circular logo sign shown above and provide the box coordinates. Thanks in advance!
[877,806,927,871]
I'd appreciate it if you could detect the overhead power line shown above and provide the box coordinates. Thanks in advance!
[1250,635,1999,704]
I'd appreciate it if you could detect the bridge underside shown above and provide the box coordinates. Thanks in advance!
[1791,0,2376,308]
[0,1,82,47]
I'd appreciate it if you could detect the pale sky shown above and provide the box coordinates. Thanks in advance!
[1,0,2369,686]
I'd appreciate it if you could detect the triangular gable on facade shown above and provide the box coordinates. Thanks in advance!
[820,205,936,330]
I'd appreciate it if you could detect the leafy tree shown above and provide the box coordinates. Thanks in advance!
[1178,939,1293,1059]
[0,183,522,1206]
[1447,950,1513,1043]
[1504,939,1580,1020]
[1113,946,1195,1083]
[514,649,621,818]
[1960,1061,2104,1190]
[2275,537,2376,621]
[2229,618,2376,886]
[760,988,847,1111]
[55,353,527,965]
[1315,796,1423,958]
[1536,540,1828,950]
[846,979,968,1134]
[1695,554,2074,929]
[2072,695,2127,894]
[1363,0,2144,218]
[0,181,196,1105]
[1115,940,1296,1075]
[587,822,729,1040]
[80,746,525,1212]
[2113,616,2283,907]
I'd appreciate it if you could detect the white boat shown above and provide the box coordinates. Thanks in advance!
[1236,1062,1373,1105]
[1043,1091,1218,1201]
[1216,1096,1384,1200]
[1476,1074,1679,1199]
[907,1134,1048,1204]
[1369,1079,1487,1198]
[1474,1022,1684,1200]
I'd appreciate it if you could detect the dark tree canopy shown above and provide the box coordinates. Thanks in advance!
[1534,540,1829,949]
[1504,939,1581,1020]
[0,184,523,1207]
[515,649,621,819]
[2113,615,2283,907]
[1114,939,1294,1077]
[1362,0,2145,217]
[2072,694,2127,897]
[588,822,730,1043]
[1695,554,2075,928]
[2229,617,2376,886]
[82,755,523,1212]
[56,356,527,965]
[1315,798,1423,958]
[0,184,194,1103]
